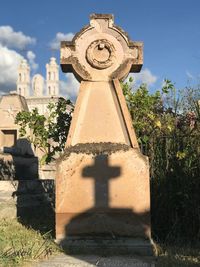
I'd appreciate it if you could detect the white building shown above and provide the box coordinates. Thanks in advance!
[16,57,60,115]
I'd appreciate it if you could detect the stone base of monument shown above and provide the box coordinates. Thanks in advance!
[57,237,155,257]
[33,254,156,267]
[56,143,156,260]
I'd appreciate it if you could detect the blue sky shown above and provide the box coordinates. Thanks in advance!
[0,0,200,99]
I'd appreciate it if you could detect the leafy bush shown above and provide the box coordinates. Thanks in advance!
[123,78,200,243]
[15,98,73,165]
[15,78,200,243]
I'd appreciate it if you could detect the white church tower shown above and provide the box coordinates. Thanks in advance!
[46,57,59,96]
[17,59,30,97]
[32,74,44,97]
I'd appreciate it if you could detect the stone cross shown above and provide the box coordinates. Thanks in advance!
[61,14,143,82]
[82,156,120,208]
[56,16,154,259]
[60,14,143,148]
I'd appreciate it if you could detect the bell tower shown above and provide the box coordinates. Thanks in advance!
[46,57,59,96]
[17,59,30,97]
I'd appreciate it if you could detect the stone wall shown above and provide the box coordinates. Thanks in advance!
[0,180,55,221]
[0,156,56,222]
[0,158,56,181]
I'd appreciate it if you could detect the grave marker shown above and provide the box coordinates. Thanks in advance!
[56,14,155,260]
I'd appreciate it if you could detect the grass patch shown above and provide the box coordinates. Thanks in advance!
[157,243,200,266]
[0,219,199,267]
[0,218,60,267]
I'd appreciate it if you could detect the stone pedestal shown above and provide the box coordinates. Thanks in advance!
[56,144,154,256]
[56,14,155,258]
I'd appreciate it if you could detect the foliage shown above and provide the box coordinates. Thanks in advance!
[0,219,60,267]
[157,243,200,266]
[122,77,163,145]
[122,78,200,243]
[14,76,200,243]
[15,98,73,165]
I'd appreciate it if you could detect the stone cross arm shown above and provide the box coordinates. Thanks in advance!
[60,14,143,82]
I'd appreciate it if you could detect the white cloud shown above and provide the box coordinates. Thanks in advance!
[49,32,74,50]
[0,25,36,50]
[128,68,157,86]
[0,26,37,94]
[0,44,23,93]
[59,73,79,101]
[27,50,38,71]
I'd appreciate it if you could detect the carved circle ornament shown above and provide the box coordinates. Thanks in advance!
[86,39,115,69]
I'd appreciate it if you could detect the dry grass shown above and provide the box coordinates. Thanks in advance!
[156,243,200,266]
[0,218,60,267]
[0,219,199,266]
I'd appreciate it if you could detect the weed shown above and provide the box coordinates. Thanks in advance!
[0,219,60,266]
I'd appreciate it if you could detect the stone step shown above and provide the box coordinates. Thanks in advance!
[57,237,155,258]
[32,254,156,267]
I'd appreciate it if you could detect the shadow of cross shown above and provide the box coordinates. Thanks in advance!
[82,155,120,209]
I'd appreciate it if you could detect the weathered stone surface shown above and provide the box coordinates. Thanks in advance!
[56,14,154,260]
[0,158,56,180]
[66,80,138,147]
[33,254,156,267]
[0,94,28,149]
[39,163,56,180]
[56,145,155,256]
[0,155,39,180]
[0,180,54,219]
[56,147,150,240]
[61,14,143,82]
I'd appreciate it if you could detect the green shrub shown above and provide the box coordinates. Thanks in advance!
[123,79,200,243]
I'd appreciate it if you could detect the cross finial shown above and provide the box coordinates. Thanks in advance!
[60,14,143,82]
